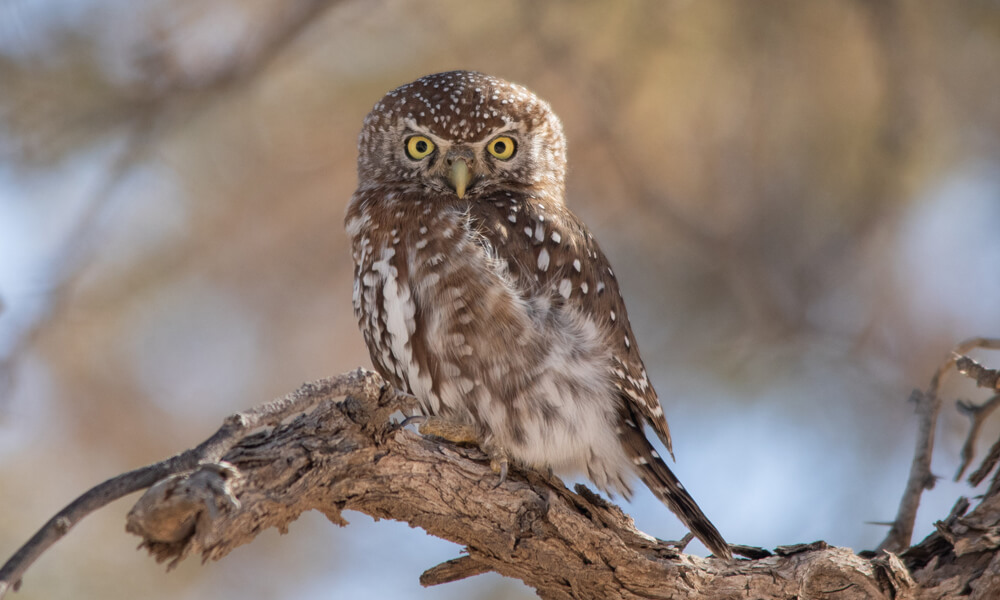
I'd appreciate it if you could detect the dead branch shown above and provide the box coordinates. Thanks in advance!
[956,355,1000,393]
[879,338,1000,554]
[0,370,398,597]
[5,368,1000,599]
[956,395,1000,482]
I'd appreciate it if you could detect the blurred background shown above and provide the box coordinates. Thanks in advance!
[2,0,1000,598]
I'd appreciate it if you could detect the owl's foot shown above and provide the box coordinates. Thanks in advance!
[416,416,480,445]
[380,414,424,443]
[489,449,509,488]
[396,414,426,430]
[413,417,510,488]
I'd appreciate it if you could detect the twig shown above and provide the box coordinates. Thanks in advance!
[877,387,940,554]
[0,369,389,598]
[971,425,1000,490]
[955,394,1000,482]
[955,355,1000,392]
[877,337,1000,553]
[420,556,492,587]
[966,395,1000,488]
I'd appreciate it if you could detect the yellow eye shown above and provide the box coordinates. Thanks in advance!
[487,136,516,160]
[405,136,435,160]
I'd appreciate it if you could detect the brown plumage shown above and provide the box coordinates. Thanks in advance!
[345,71,730,559]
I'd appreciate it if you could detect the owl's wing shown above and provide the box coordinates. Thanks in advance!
[469,194,674,457]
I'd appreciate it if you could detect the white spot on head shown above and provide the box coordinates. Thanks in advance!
[580,282,589,294]
[573,259,581,272]
[610,310,616,322]
[524,226,533,237]
[624,336,630,348]
[534,222,544,242]
[508,214,517,223]
[558,278,572,299]
[550,231,561,243]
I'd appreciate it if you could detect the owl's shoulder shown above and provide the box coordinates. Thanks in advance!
[464,191,608,289]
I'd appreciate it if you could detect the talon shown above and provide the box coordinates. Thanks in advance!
[491,456,509,489]
[398,414,427,429]
[382,414,425,442]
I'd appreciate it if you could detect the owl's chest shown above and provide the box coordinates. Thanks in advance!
[351,206,471,307]
[348,202,481,387]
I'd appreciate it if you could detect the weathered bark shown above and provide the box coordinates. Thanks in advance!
[118,370,997,599]
[4,368,1000,599]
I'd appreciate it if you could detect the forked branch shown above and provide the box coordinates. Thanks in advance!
[879,337,1000,554]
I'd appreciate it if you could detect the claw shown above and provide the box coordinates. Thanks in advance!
[491,456,509,489]
[398,414,427,429]
[406,416,511,488]
[381,414,425,442]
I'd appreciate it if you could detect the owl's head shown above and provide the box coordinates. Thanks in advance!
[357,71,566,200]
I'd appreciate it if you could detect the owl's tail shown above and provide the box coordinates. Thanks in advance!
[619,409,732,560]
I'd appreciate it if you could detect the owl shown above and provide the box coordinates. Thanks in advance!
[345,71,730,559]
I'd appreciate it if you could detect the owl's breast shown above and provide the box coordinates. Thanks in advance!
[346,191,468,412]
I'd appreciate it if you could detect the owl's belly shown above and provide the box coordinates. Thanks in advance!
[361,240,631,493]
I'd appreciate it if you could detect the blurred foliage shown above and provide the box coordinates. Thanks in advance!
[1,1,1000,599]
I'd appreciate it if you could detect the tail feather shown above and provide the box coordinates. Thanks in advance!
[620,415,731,559]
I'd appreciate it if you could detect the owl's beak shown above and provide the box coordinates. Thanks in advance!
[448,159,470,199]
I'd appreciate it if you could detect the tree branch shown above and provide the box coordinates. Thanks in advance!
[0,369,399,597]
[3,365,1000,599]
[956,394,1000,482]
[879,338,1000,554]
